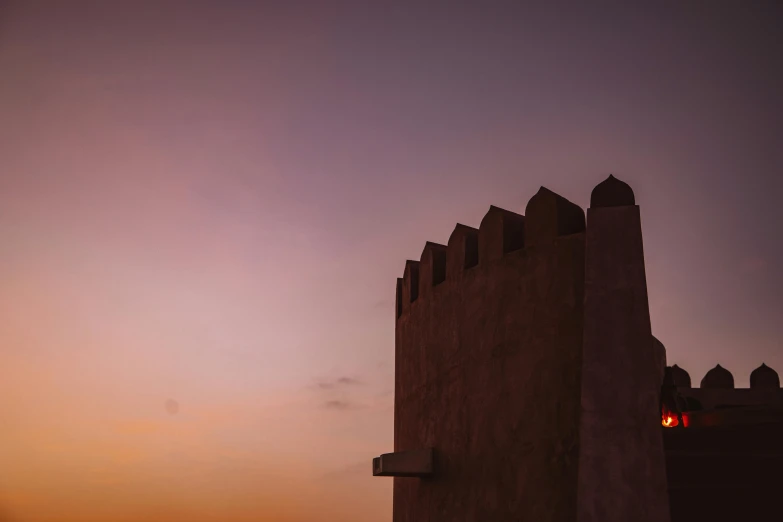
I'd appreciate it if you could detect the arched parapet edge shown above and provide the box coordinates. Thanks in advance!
[670,364,692,388]
[750,363,780,390]
[397,185,590,321]
[419,242,447,298]
[524,187,585,246]
[680,363,782,390]
[478,206,525,265]
[700,364,735,389]
[675,363,783,412]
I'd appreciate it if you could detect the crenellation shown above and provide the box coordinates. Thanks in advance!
[446,224,478,279]
[419,242,447,296]
[381,174,783,522]
[671,364,781,390]
[675,363,783,413]
[524,187,585,246]
[402,260,420,310]
[478,205,525,264]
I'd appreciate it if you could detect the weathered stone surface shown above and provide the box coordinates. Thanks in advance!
[394,232,586,522]
[577,204,670,522]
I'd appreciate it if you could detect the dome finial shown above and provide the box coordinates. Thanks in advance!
[701,364,734,389]
[750,363,780,390]
[590,174,635,208]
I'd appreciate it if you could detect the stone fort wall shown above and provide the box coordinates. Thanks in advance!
[391,176,669,522]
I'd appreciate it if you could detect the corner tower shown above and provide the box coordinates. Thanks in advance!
[375,176,670,522]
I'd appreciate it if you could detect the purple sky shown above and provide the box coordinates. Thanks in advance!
[1,2,781,521]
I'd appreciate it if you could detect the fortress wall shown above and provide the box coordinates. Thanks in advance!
[667,363,783,409]
[663,418,783,522]
[393,189,587,522]
[390,175,671,522]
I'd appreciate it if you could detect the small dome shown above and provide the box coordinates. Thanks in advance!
[671,364,692,388]
[750,363,780,390]
[700,364,734,389]
[590,174,636,208]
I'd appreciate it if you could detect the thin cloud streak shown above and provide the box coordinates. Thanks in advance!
[323,399,359,411]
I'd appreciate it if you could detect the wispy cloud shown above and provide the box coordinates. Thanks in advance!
[311,375,368,412]
[322,400,357,411]
[336,376,362,385]
[311,375,363,391]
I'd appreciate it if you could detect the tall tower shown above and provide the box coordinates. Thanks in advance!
[373,176,670,522]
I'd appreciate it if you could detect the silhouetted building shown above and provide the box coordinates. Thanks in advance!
[373,176,783,522]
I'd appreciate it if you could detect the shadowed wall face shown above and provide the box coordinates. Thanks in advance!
[578,203,670,522]
[391,179,671,522]
[394,198,586,522]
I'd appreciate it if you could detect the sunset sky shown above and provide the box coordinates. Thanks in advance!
[1,2,781,521]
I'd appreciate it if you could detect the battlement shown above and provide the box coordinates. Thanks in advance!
[669,363,781,390]
[387,175,670,522]
[666,363,783,412]
[661,363,783,522]
[379,175,781,522]
[396,184,595,322]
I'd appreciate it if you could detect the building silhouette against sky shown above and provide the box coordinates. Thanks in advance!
[374,176,783,522]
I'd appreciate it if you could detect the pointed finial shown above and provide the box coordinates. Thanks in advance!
[700,364,734,389]
[750,363,780,390]
[590,174,636,208]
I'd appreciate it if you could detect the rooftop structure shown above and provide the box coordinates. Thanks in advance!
[373,176,783,522]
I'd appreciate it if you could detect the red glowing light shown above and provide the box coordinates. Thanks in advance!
[662,414,678,427]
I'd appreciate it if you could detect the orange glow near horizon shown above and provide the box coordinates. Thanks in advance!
[1,2,781,521]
